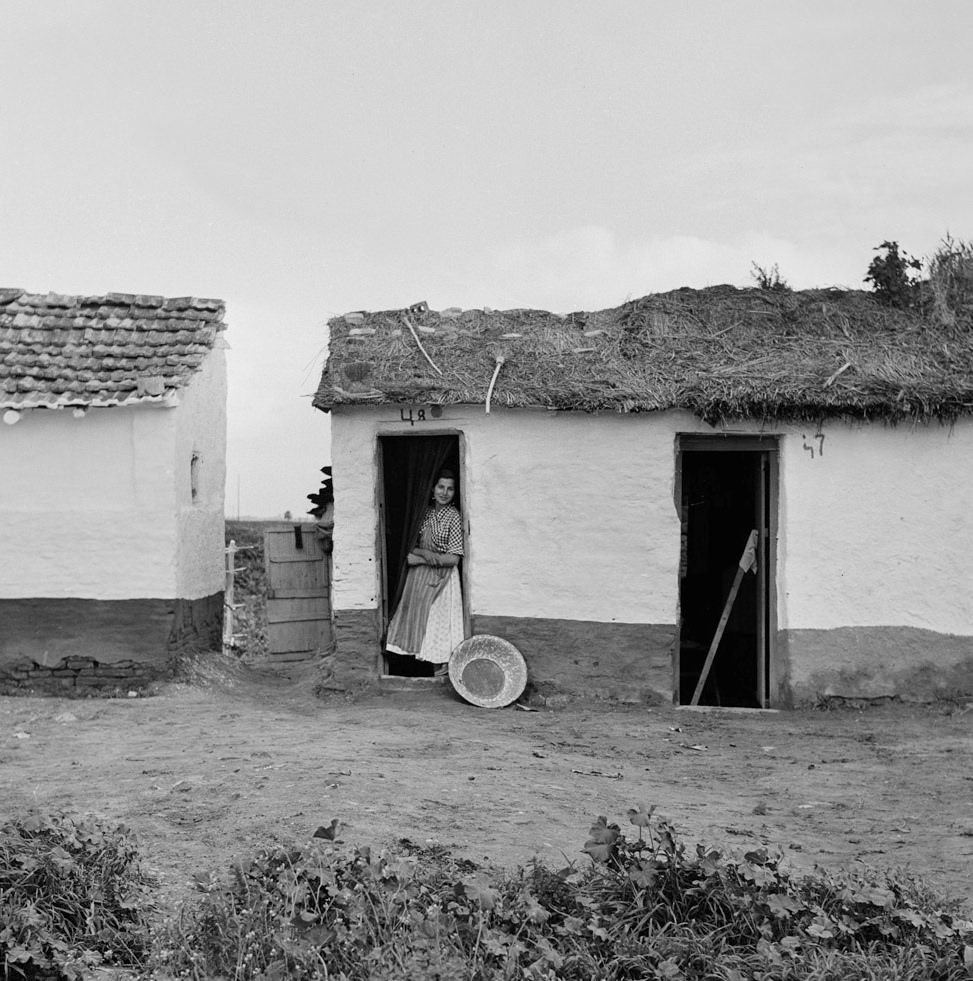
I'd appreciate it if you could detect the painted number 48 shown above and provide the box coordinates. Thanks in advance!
[400,408,427,426]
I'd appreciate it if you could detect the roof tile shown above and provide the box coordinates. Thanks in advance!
[0,288,226,409]
[163,297,195,311]
[43,293,77,308]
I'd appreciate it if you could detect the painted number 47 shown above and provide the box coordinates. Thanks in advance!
[803,433,825,459]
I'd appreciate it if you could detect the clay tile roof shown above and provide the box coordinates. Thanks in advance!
[0,289,227,409]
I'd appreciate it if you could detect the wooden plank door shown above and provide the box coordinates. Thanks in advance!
[263,524,333,661]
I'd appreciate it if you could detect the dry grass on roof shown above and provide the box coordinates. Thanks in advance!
[313,286,973,423]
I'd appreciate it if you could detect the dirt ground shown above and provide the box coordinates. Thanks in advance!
[2,658,972,914]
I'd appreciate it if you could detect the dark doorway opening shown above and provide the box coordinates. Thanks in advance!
[677,439,776,707]
[379,433,462,677]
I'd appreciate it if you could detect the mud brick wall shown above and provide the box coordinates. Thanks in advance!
[169,592,224,652]
[327,608,380,690]
[0,655,162,694]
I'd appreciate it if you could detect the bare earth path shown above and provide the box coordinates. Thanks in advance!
[2,661,971,913]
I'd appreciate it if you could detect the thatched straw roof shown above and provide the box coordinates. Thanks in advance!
[313,286,973,423]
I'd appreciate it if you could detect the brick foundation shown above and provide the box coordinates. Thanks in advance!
[0,654,161,695]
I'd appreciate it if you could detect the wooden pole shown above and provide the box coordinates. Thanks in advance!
[223,540,236,651]
[690,529,759,707]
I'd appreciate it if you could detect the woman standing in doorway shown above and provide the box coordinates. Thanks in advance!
[386,469,464,672]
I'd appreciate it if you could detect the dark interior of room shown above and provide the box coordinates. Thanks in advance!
[679,450,762,707]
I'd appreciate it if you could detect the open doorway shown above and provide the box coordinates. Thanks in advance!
[379,433,464,677]
[676,436,777,707]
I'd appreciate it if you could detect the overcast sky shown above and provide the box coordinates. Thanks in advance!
[3,1,972,517]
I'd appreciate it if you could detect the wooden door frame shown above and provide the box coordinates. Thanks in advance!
[375,429,470,676]
[674,434,780,707]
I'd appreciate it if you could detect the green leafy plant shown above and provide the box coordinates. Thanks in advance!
[6,807,971,980]
[864,240,923,308]
[147,809,973,980]
[750,261,791,292]
[573,806,972,978]
[0,812,154,979]
[150,841,477,980]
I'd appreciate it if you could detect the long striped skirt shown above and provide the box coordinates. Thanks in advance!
[386,565,464,664]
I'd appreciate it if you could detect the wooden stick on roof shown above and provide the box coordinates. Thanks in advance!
[402,315,443,376]
[485,355,505,413]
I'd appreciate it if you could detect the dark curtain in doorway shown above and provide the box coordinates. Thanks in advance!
[388,436,454,614]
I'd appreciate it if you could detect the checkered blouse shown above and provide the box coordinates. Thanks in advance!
[419,504,464,556]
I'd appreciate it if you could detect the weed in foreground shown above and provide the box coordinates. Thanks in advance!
[145,807,973,981]
[2,807,969,979]
[0,812,154,979]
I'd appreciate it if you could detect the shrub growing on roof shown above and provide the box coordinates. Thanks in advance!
[864,241,923,309]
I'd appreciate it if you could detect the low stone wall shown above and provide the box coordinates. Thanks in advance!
[0,654,163,695]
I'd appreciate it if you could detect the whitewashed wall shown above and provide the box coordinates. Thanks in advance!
[0,405,178,597]
[332,405,695,623]
[330,406,973,638]
[0,346,226,601]
[463,409,681,622]
[174,341,228,599]
[778,416,973,635]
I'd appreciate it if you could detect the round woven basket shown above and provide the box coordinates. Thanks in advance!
[448,635,527,709]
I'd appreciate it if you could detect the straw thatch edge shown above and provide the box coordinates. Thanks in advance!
[313,287,973,424]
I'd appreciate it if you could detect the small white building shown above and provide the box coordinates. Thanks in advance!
[0,289,227,691]
[313,289,973,707]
